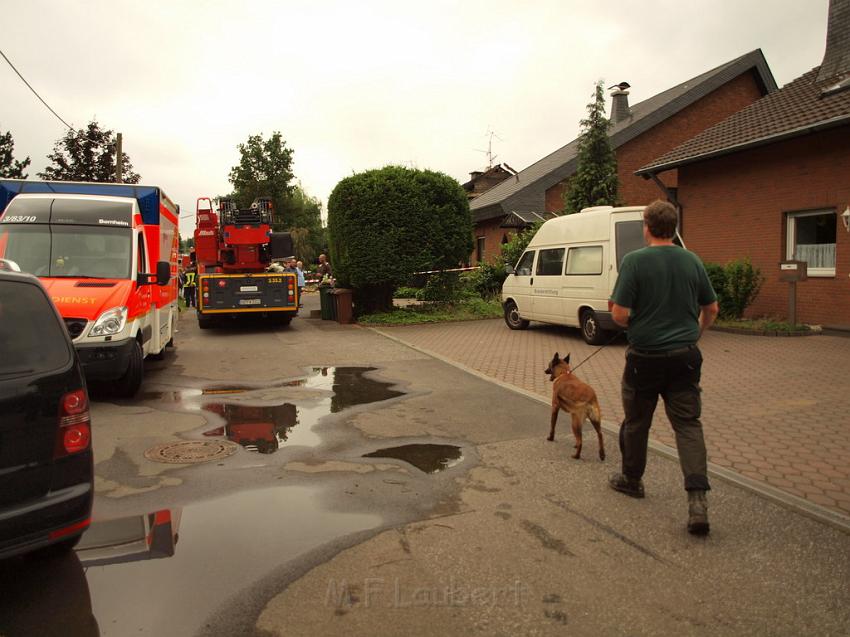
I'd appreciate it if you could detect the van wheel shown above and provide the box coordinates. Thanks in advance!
[114,339,144,397]
[198,315,214,330]
[504,301,529,330]
[581,310,607,345]
[276,315,292,327]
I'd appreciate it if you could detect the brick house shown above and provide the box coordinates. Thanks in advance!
[469,50,777,264]
[637,0,850,330]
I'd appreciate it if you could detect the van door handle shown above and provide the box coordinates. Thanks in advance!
[530,278,534,285]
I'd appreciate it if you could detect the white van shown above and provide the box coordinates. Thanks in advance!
[501,205,683,344]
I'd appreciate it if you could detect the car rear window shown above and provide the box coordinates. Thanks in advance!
[0,280,72,376]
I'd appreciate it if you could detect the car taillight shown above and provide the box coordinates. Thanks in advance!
[55,389,91,458]
[217,279,226,288]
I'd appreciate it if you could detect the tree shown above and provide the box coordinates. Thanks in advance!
[229,132,295,219]
[327,165,473,313]
[229,134,324,262]
[38,120,140,183]
[0,128,31,178]
[563,81,619,214]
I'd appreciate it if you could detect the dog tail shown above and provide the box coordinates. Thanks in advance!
[589,398,602,426]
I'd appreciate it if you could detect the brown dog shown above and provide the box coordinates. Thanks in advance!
[545,352,605,460]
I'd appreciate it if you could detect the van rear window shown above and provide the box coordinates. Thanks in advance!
[0,281,71,377]
[566,246,603,275]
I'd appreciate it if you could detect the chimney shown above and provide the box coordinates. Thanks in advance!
[609,83,631,124]
[816,0,850,87]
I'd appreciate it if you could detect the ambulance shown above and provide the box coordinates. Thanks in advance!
[0,180,179,396]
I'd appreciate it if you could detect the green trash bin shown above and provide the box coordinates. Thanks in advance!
[319,285,337,320]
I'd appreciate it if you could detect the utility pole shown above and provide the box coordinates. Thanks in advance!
[115,132,123,183]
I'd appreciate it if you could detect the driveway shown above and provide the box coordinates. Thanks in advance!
[374,319,850,521]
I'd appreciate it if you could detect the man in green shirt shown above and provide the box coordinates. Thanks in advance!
[609,200,719,535]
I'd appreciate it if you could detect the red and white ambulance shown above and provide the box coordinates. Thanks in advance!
[0,180,180,396]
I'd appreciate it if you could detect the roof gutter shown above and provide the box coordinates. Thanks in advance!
[635,113,850,178]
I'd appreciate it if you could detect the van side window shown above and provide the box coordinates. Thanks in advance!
[615,220,644,270]
[566,246,603,275]
[536,248,565,276]
[515,251,535,276]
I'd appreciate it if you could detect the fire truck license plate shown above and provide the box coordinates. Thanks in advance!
[240,285,259,292]
[239,299,261,305]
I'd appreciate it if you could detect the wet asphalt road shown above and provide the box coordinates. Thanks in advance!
[1,295,848,636]
[1,297,547,636]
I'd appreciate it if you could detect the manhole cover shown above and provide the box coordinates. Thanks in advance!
[144,440,239,464]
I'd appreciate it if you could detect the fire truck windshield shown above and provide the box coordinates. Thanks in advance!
[0,223,132,279]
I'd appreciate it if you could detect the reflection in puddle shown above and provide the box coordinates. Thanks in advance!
[363,444,463,473]
[81,486,382,636]
[146,367,406,454]
[77,509,182,567]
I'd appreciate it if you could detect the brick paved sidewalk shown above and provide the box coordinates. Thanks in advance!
[376,319,850,519]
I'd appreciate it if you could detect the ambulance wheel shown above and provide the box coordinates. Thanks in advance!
[114,339,143,398]
[198,315,214,330]
[276,315,292,327]
[581,309,607,345]
[504,300,529,330]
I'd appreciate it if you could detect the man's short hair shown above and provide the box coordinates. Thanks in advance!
[643,200,678,239]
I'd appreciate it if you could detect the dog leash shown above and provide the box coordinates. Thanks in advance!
[569,330,623,373]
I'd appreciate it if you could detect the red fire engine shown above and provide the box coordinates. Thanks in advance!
[192,197,298,328]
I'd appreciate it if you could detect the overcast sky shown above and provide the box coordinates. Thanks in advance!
[2,0,831,237]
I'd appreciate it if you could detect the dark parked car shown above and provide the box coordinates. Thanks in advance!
[0,267,94,560]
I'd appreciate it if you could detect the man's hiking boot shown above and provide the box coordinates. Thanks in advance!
[608,473,645,498]
[687,490,710,535]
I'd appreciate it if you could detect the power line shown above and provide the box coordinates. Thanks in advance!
[0,47,73,130]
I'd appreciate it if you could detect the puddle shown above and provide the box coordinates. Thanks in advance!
[144,367,404,454]
[363,444,463,473]
[0,487,382,637]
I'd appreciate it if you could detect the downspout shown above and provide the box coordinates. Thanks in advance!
[643,171,684,237]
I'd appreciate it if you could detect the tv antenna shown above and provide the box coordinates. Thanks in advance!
[474,127,503,170]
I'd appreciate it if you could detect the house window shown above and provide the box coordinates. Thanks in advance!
[566,246,603,275]
[786,210,836,276]
[476,237,485,263]
[536,248,565,276]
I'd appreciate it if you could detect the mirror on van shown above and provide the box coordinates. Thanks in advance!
[504,263,515,275]
[155,261,171,286]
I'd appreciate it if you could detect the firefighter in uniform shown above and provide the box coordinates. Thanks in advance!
[183,267,197,308]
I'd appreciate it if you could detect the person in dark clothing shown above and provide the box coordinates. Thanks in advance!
[608,200,719,535]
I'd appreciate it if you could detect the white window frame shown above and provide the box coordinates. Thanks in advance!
[786,210,836,277]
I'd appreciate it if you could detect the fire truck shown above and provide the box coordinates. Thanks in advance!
[192,196,298,329]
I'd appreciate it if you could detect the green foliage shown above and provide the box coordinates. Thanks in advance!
[38,120,140,183]
[563,81,619,214]
[715,318,811,333]
[327,165,473,313]
[393,286,420,299]
[228,134,323,260]
[501,222,543,267]
[462,262,506,299]
[357,298,503,326]
[229,132,295,212]
[703,262,732,319]
[704,258,763,319]
[416,272,475,303]
[0,128,30,178]
[724,257,764,319]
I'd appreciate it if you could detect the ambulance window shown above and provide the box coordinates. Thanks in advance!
[515,251,535,276]
[137,234,147,274]
[566,246,603,275]
[536,248,565,276]
[615,220,645,270]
